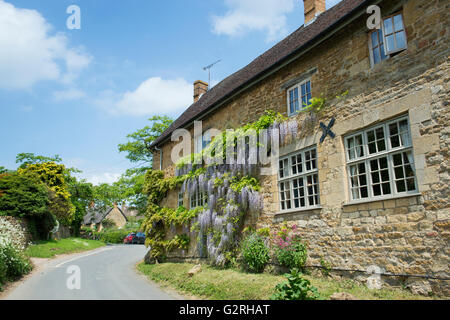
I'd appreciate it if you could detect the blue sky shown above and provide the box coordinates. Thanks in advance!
[0,0,342,184]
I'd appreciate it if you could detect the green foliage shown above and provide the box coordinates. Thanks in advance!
[320,258,332,277]
[101,218,116,229]
[0,173,49,219]
[97,229,132,244]
[0,166,10,174]
[118,115,173,165]
[176,110,286,168]
[115,168,147,215]
[24,238,105,258]
[271,268,321,300]
[303,96,326,113]
[16,153,62,169]
[92,183,126,210]
[65,176,94,236]
[256,227,270,238]
[273,225,308,271]
[230,176,260,192]
[0,242,32,287]
[241,233,270,273]
[336,90,349,100]
[18,162,75,226]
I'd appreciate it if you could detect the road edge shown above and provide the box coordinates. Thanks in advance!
[0,245,112,300]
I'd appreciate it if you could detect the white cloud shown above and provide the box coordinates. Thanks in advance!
[111,77,193,116]
[52,88,86,101]
[212,0,344,41]
[212,0,295,42]
[85,172,121,186]
[0,0,91,90]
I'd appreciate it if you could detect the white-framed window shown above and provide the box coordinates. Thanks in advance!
[382,13,407,54]
[369,12,407,67]
[178,191,184,208]
[345,116,418,202]
[287,79,312,116]
[190,187,208,209]
[194,131,211,153]
[369,29,389,66]
[278,146,320,211]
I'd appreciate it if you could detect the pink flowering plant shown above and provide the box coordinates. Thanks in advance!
[272,224,307,271]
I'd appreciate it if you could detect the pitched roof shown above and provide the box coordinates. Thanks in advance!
[83,206,128,225]
[152,0,371,147]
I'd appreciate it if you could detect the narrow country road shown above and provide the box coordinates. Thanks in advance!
[3,245,177,300]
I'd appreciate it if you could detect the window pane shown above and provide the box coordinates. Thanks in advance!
[361,187,368,198]
[396,180,406,192]
[384,17,393,35]
[406,178,415,191]
[386,34,395,52]
[380,42,388,60]
[371,31,379,47]
[396,31,407,49]
[373,48,380,64]
[393,14,404,32]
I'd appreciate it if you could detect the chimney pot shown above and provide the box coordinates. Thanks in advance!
[193,80,208,103]
[303,0,325,25]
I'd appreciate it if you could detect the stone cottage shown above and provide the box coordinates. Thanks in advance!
[150,0,449,295]
[83,203,128,232]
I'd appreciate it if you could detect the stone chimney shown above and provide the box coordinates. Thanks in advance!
[193,80,208,103]
[303,0,325,25]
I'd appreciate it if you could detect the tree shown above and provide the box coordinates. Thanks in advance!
[117,115,173,215]
[92,183,125,211]
[0,166,9,174]
[65,175,94,236]
[118,115,173,167]
[115,168,147,215]
[18,162,75,226]
[0,173,49,218]
[16,153,62,169]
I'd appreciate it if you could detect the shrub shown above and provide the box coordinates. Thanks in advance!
[320,258,332,277]
[0,242,32,278]
[241,233,270,273]
[0,239,32,289]
[101,218,116,229]
[99,228,137,244]
[0,217,27,251]
[273,224,307,270]
[0,218,33,285]
[271,268,321,300]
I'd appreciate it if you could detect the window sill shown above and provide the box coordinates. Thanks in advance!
[343,193,421,207]
[275,206,322,216]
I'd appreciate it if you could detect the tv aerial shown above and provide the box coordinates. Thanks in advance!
[203,59,221,90]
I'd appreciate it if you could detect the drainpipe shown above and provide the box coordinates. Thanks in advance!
[154,146,163,171]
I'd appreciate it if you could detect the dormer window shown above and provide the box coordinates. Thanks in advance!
[287,79,312,116]
[369,12,407,67]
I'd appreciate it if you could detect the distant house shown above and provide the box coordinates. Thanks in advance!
[83,203,128,232]
[120,205,145,221]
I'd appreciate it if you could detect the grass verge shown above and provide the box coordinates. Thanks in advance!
[25,238,105,258]
[137,262,436,300]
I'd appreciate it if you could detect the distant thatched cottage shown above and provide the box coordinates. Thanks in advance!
[83,203,128,232]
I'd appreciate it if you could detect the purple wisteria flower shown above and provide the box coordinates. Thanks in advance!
[208,194,216,211]
[240,187,249,210]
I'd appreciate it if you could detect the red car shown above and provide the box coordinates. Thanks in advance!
[123,233,136,244]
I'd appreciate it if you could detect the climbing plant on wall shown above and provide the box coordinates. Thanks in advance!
[141,110,300,266]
